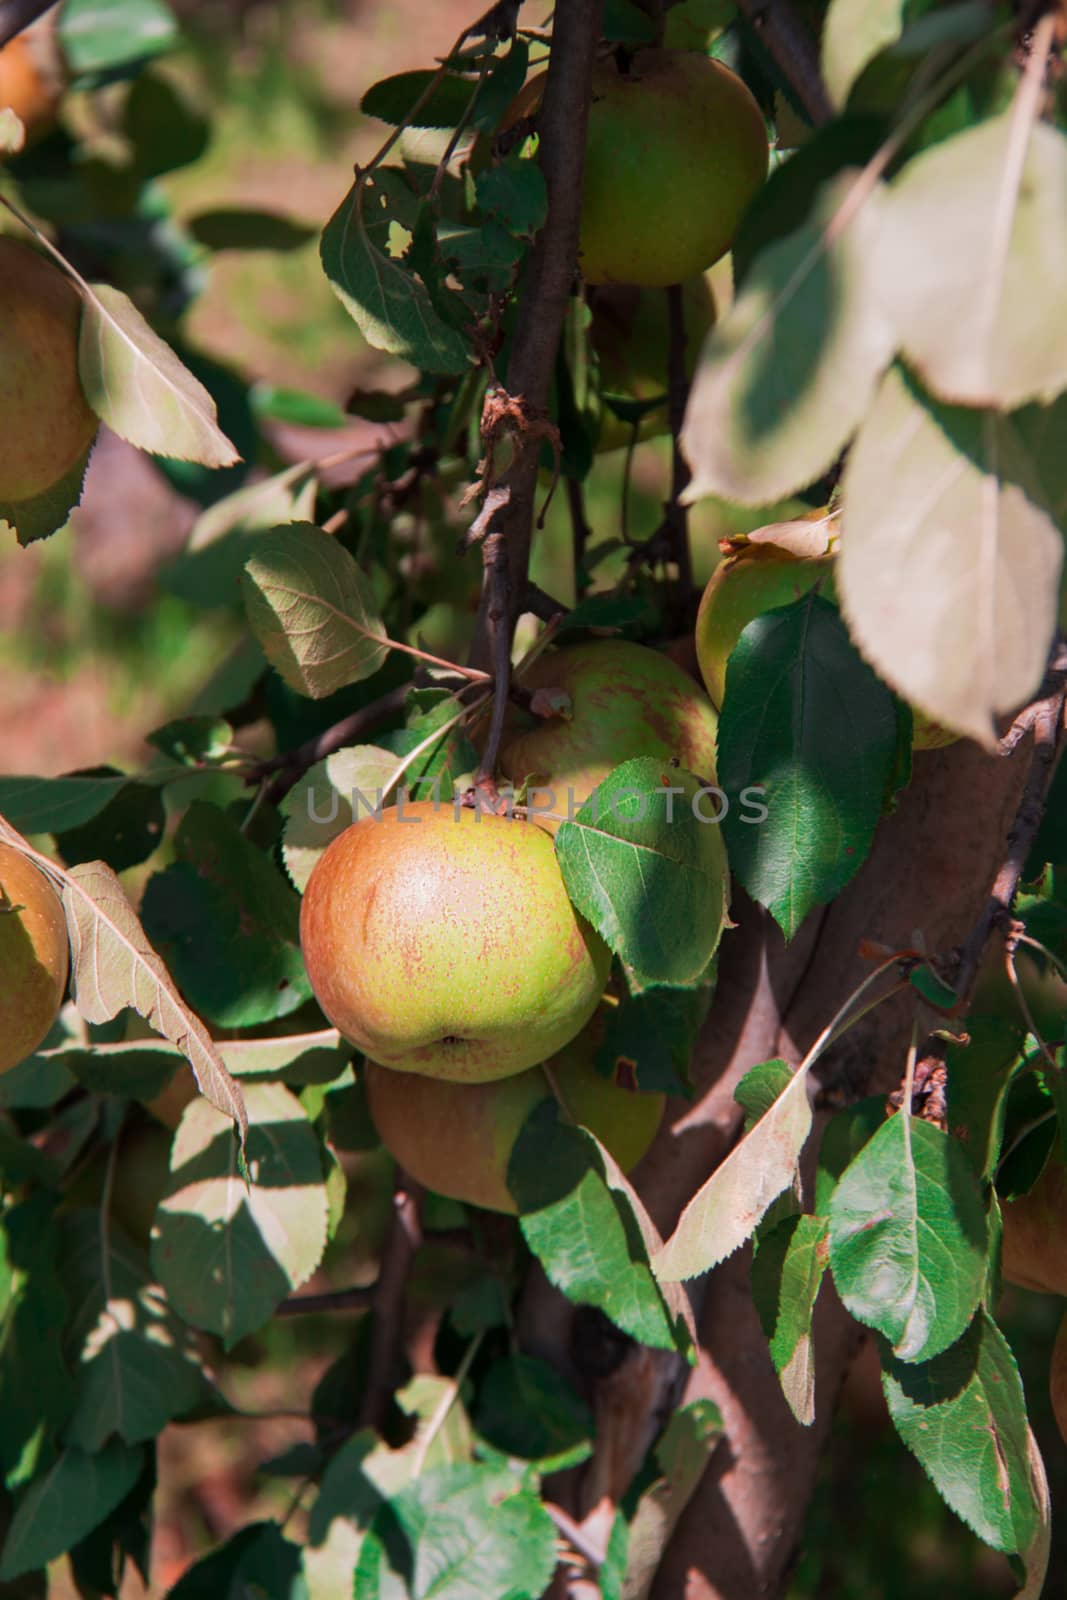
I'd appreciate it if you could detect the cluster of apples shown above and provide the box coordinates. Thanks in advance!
[300,638,722,1211]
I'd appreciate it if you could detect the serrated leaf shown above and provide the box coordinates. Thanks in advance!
[821,0,903,107]
[58,1212,205,1450]
[620,1399,722,1600]
[361,70,481,129]
[54,772,165,873]
[751,1213,830,1425]
[881,115,1067,408]
[718,593,899,938]
[555,759,727,992]
[475,158,547,240]
[829,1114,987,1362]
[882,1310,1038,1554]
[241,523,389,699]
[654,1059,815,1283]
[508,1102,685,1353]
[838,365,1063,748]
[78,283,238,467]
[151,1082,329,1346]
[0,1200,75,1489]
[681,171,893,506]
[321,172,470,374]
[0,1441,144,1580]
[0,772,129,834]
[140,800,311,1027]
[281,746,401,891]
[60,860,247,1142]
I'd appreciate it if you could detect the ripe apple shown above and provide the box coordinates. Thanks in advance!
[592,274,715,453]
[497,639,719,831]
[1050,1309,1067,1446]
[0,18,64,143]
[1000,1155,1067,1295]
[579,50,767,287]
[0,842,68,1073]
[0,237,97,508]
[694,534,957,750]
[299,801,611,1083]
[363,1008,664,1214]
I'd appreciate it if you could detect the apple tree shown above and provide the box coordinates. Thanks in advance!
[1,0,1067,1595]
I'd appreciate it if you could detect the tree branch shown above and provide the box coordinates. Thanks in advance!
[359,1172,423,1431]
[250,683,410,805]
[736,0,833,127]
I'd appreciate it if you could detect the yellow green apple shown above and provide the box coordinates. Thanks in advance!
[299,801,611,1083]
[363,1007,664,1213]
[578,50,767,287]
[497,639,719,832]
[0,237,97,505]
[0,842,68,1073]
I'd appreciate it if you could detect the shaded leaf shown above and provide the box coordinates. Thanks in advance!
[838,365,1062,748]
[54,771,165,872]
[151,1082,329,1346]
[821,0,903,107]
[0,771,128,834]
[620,1400,722,1600]
[0,437,95,547]
[189,208,316,253]
[282,746,402,891]
[681,172,893,505]
[0,1442,143,1580]
[718,593,899,938]
[475,1354,593,1473]
[751,1213,830,1425]
[360,70,481,129]
[241,522,390,699]
[78,283,239,466]
[164,462,318,609]
[829,1114,987,1362]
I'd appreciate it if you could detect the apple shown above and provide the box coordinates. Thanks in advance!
[299,801,611,1083]
[0,237,97,508]
[0,842,68,1073]
[592,274,716,453]
[497,639,718,831]
[578,50,767,287]
[363,1008,664,1213]
[0,18,64,143]
[1000,1155,1067,1296]
[1050,1309,1067,1446]
[694,533,957,750]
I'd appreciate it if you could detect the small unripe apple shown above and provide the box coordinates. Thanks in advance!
[299,802,611,1083]
[0,842,68,1073]
[592,274,715,453]
[1001,1156,1067,1296]
[364,1009,664,1214]
[1050,1309,1067,1446]
[579,50,767,287]
[694,534,957,750]
[0,237,97,507]
[497,639,719,831]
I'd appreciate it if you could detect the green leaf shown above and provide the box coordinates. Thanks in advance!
[357,1462,558,1600]
[163,462,318,609]
[881,115,1067,408]
[603,0,658,44]
[838,365,1063,749]
[281,746,399,891]
[508,1102,683,1352]
[555,759,728,992]
[881,1310,1040,1554]
[0,435,95,546]
[61,861,248,1142]
[475,1354,593,1473]
[597,976,715,1098]
[165,1520,309,1600]
[378,689,478,803]
[681,171,893,506]
[123,70,208,180]
[751,1214,830,1425]
[54,770,165,872]
[945,1013,1027,1181]
[0,1200,75,1490]
[59,0,179,77]
[0,1441,144,1580]
[735,1058,794,1129]
[188,210,316,253]
[241,523,389,699]
[0,771,128,834]
[828,1115,987,1362]
[320,171,470,375]
[140,800,311,1028]
[718,593,899,938]
[654,1058,815,1283]
[821,0,903,107]
[618,1400,722,1600]
[151,1081,330,1346]
[145,716,235,768]
[360,70,481,129]
[58,1212,205,1450]
[475,158,548,240]
[78,283,239,467]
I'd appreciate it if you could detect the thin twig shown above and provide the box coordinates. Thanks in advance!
[359,1172,423,1431]
[254,683,409,804]
[567,476,593,598]
[735,0,833,126]
[276,1284,377,1317]
[525,581,569,624]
